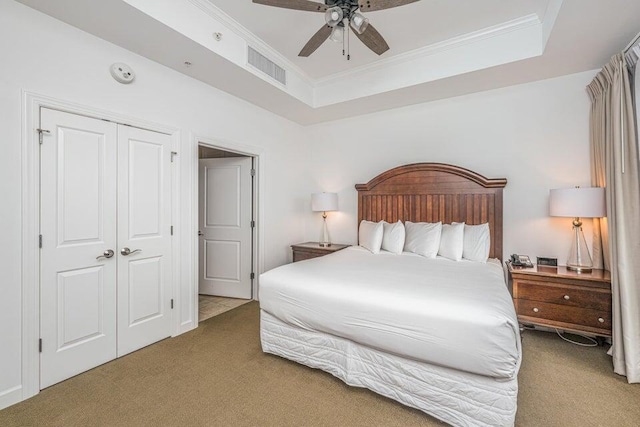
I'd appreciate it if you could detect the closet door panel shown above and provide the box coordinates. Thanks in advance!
[117,126,173,357]
[40,108,118,389]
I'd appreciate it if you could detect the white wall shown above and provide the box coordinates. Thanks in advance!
[0,0,309,408]
[305,70,599,262]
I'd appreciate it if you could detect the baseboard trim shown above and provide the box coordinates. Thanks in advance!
[0,385,23,410]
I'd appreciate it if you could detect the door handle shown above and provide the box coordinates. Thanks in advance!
[96,249,115,260]
[120,247,142,256]
[198,230,203,236]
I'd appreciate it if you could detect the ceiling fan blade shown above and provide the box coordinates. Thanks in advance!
[253,0,327,13]
[353,24,389,55]
[358,0,420,12]
[299,25,333,57]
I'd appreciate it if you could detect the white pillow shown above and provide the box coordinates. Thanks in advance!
[359,220,383,254]
[381,221,405,254]
[460,223,491,263]
[403,221,442,258]
[438,223,465,261]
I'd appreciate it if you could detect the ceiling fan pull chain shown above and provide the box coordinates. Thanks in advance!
[342,19,345,56]
[347,23,351,61]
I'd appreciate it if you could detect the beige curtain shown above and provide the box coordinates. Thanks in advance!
[587,53,640,383]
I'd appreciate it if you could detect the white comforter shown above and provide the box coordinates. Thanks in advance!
[259,246,521,379]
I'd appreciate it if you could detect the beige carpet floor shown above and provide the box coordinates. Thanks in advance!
[1,301,639,426]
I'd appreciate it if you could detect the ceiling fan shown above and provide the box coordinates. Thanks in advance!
[253,0,420,58]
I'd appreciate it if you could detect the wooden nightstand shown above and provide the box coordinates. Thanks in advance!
[508,263,612,337]
[291,242,349,263]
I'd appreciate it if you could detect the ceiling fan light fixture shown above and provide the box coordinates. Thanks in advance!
[329,26,344,43]
[324,6,343,27]
[350,12,369,34]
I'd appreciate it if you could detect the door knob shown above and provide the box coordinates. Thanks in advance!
[96,249,115,260]
[120,247,142,256]
[198,230,203,236]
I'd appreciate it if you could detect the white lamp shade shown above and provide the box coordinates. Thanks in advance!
[549,187,606,218]
[311,192,338,212]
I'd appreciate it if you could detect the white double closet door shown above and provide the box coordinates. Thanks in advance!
[39,108,173,389]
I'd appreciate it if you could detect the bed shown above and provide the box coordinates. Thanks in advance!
[259,163,520,426]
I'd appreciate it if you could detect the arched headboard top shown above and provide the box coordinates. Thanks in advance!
[355,163,507,191]
[355,163,507,260]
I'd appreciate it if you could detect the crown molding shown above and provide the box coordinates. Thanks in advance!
[187,0,314,86]
[314,13,542,86]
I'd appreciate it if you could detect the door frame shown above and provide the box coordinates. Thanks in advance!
[20,91,181,402]
[193,136,264,311]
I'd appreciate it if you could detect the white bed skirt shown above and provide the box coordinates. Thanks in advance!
[261,310,517,427]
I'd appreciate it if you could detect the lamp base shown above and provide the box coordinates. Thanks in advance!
[566,265,593,274]
[566,220,593,274]
[319,213,331,248]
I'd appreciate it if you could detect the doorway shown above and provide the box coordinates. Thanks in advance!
[198,145,254,322]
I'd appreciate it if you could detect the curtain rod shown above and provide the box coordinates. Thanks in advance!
[624,31,640,53]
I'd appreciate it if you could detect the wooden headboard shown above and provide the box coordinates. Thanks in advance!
[355,163,507,260]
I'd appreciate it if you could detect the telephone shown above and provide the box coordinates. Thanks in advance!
[510,254,533,268]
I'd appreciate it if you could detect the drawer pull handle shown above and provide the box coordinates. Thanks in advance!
[598,317,605,323]
[533,307,540,313]
[564,295,570,300]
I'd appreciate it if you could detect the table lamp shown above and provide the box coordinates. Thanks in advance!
[311,192,338,247]
[549,187,606,273]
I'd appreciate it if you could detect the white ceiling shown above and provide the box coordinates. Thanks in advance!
[14,0,640,125]
[208,0,549,79]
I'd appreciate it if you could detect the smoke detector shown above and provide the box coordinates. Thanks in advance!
[110,63,135,84]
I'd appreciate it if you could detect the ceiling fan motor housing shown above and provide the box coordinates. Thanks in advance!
[325,0,360,21]
[325,0,359,7]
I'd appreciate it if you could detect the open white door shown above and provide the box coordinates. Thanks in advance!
[40,108,118,388]
[199,157,253,299]
[117,126,173,357]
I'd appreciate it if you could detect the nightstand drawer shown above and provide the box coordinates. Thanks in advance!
[515,280,611,312]
[291,242,349,263]
[293,250,323,263]
[516,299,611,331]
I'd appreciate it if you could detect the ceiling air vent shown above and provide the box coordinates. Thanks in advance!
[247,46,286,86]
